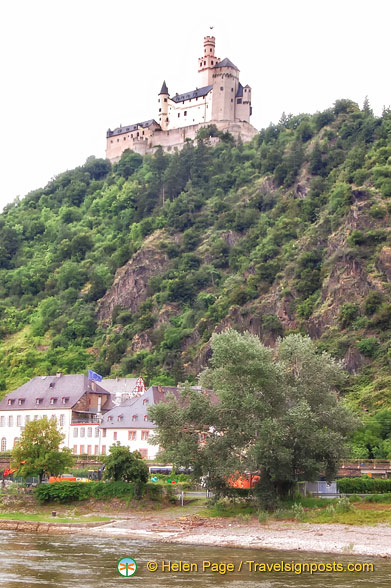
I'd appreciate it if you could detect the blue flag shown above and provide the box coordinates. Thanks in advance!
[88,369,102,382]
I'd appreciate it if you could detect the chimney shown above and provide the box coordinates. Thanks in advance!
[56,372,63,378]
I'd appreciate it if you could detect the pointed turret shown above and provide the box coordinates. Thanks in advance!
[159,80,169,95]
[158,81,169,130]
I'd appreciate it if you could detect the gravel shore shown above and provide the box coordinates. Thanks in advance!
[79,513,391,558]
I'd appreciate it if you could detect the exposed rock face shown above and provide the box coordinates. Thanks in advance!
[377,246,391,282]
[98,234,170,323]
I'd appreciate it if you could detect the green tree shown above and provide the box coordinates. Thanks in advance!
[149,330,357,509]
[103,443,149,482]
[11,417,73,482]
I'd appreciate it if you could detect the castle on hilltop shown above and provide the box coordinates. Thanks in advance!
[106,36,257,162]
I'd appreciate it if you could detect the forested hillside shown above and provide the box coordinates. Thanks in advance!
[1,99,391,455]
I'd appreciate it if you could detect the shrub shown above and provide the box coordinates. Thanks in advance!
[337,477,391,494]
[339,303,360,328]
[364,292,383,316]
[357,337,379,357]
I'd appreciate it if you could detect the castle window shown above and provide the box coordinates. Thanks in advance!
[137,132,139,137]
[178,113,180,118]
[110,140,113,143]
[244,88,247,92]
[117,139,119,142]
[142,131,144,135]
[184,111,187,116]
[220,87,223,91]
[164,98,167,102]
[237,98,242,104]
[211,61,214,65]
[159,108,161,112]
[123,137,126,140]
[165,118,168,122]
[131,134,133,138]
[204,61,206,65]
[231,99,233,102]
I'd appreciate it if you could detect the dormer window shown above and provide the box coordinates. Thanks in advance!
[35,398,42,405]
[143,399,149,405]
[107,416,113,422]
[62,397,69,405]
[49,397,57,405]
[144,415,148,422]
[132,415,138,422]
[7,399,14,406]
[18,398,25,406]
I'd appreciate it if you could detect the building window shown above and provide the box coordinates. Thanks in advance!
[87,445,92,455]
[211,61,214,65]
[36,398,41,405]
[51,415,56,421]
[132,415,137,421]
[101,445,106,455]
[94,445,98,455]
[139,449,148,459]
[25,416,30,424]
[34,415,39,421]
[144,415,148,422]
[141,430,149,441]
[110,140,113,143]
[60,414,65,427]
[177,113,180,118]
[8,416,13,427]
[128,431,136,441]
[73,445,77,454]
[102,429,106,438]
[117,139,119,142]
[220,86,223,91]
[0,416,4,427]
[184,111,187,116]
[113,432,117,441]
[73,428,78,438]
[80,445,85,454]
[50,397,57,405]
[143,399,148,405]
[95,427,99,438]
[1,438,6,452]
[164,98,167,102]
[159,108,161,112]
[17,415,22,426]
[237,98,242,104]
[87,427,92,437]
[200,432,209,442]
[231,88,234,92]
[80,428,85,438]
[13,437,19,447]
[123,137,126,140]
[18,398,24,406]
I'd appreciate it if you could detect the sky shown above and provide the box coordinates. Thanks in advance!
[0,0,390,210]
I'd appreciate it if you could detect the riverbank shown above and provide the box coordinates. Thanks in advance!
[78,512,391,558]
[1,509,390,558]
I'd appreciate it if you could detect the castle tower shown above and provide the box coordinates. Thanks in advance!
[158,81,169,130]
[198,36,219,87]
[211,58,240,122]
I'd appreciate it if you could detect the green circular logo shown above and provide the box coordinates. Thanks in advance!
[117,557,137,577]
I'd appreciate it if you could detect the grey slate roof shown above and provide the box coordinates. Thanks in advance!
[0,375,111,411]
[236,82,243,98]
[101,385,218,429]
[106,120,160,138]
[159,80,169,95]
[101,378,140,397]
[213,57,239,71]
[171,85,213,103]
[101,386,182,429]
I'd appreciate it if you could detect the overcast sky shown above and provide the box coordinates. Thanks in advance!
[0,0,390,210]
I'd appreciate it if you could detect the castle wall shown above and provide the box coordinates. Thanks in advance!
[211,66,239,122]
[106,124,158,162]
[167,91,213,130]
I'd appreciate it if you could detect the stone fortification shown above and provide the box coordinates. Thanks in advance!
[106,36,257,162]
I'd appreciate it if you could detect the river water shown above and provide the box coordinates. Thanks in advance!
[0,531,390,587]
